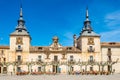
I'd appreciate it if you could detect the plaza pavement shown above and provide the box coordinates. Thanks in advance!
[0,74,120,80]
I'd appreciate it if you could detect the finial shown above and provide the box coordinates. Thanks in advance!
[20,4,23,17]
[86,6,89,21]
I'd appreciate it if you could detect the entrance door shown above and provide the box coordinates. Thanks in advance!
[54,56,58,61]
[3,67,7,74]
[90,66,93,71]
[108,65,111,72]
[17,67,21,72]
[53,65,58,73]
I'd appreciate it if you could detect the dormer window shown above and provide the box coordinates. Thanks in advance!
[38,47,43,50]
[67,47,72,50]
[18,29,22,32]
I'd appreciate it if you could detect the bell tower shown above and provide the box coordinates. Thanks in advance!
[9,5,31,62]
[77,8,101,62]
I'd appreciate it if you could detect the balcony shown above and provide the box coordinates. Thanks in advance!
[88,47,95,52]
[36,59,43,64]
[16,60,22,64]
[68,60,76,65]
[16,47,22,52]
[88,59,94,63]
[51,60,59,65]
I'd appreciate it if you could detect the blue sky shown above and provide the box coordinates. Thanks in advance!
[0,0,120,46]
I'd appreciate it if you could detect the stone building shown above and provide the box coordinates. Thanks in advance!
[0,6,120,74]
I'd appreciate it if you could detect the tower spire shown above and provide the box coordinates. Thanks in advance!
[79,7,100,37]
[15,4,27,31]
[20,4,23,17]
[81,7,92,32]
[17,4,25,27]
[86,7,89,21]
[10,3,30,36]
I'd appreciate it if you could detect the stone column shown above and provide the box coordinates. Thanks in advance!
[1,66,3,74]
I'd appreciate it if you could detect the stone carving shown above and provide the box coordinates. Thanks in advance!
[88,38,94,45]
[16,37,23,44]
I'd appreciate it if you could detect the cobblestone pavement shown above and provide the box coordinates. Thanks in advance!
[0,74,120,80]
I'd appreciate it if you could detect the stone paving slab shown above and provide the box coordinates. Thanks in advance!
[0,74,120,80]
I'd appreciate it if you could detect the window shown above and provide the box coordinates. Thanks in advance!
[90,67,93,71]
[3,67,7,74]
[88,46,94,52]
[38,47,42,50]
[90,56,93,62]
[3,58,6,62]
[54,56,58,61]
[67,47,72,50]
[17,67,21,72]
[17,55,21,61]
[90,46,92,51]
[16,45,22,52]
[38,55,41,61]
[70,55,73,61]
[18,45,21,49]
[38,67,41,72]
[107,48,111,61]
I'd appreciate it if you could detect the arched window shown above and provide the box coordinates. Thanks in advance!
[90,56,93,62]
[18,45,21,49]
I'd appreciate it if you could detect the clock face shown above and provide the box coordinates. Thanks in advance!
[88,38,94,45]
[16,37,22,44]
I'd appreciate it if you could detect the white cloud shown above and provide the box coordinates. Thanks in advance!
[101,10,120,42]
[100,29,120,42]
[104,10,120,28]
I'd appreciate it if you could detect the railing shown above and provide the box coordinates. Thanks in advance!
[88,48,95,52]
[16,48,22,52]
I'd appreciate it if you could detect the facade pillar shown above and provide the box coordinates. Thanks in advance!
[28,65,30,73]
[99,65,100,72]
[1,66,3,74]
[110,65,112,74]
[85,65,87,72]
[80,65,82,72]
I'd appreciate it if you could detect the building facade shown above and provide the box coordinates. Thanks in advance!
[0,7,120,75]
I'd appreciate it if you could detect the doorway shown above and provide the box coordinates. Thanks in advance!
[53,65,58,73]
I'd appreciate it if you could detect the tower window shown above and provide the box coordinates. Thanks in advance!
[88,46,94,52]
[18,29,22,32]
[18,45,21,49]
[90,56,93,62]
[17,55,21,61]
